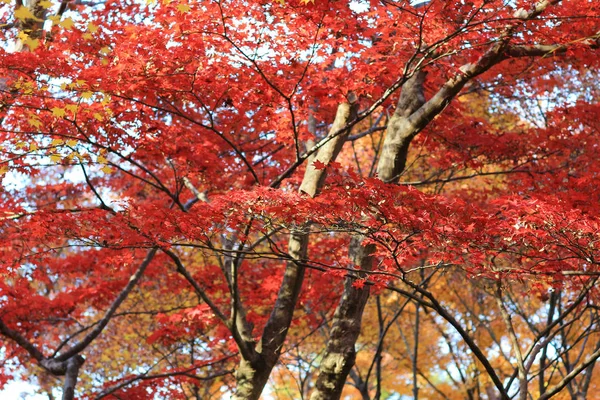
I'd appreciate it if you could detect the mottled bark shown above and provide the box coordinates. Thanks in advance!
[310,71,426,400]
[14,0,47,51]
[310,238,375,400]
[300,102,357,196]
[233,102,357,399]
[377,70,427,183]
[233,358,271,400]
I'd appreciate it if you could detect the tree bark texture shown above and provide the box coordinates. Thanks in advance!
[233,101,357,399]
[309,70,427,400]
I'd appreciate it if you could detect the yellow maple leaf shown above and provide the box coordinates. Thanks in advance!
[93,113,103,121]
[28,116,43,129]
[59,17,75,29]
[97,155,108,164]
[0,166,8,175]
[82,33,93,40]
[176,4,190,12]
[87,22,99,33]
[66,139,78,147]
[100,46,111,56]
[29,142,38,152]
[21,81,34,94]
[14,6,42,21]
[101,165,113,174]
[51,107,66,118]
[51,138,64,146]
[39,0,52,8]
[25,37,40,51]
[49,154,62,162]
[81,91,94,100]
[65,104,78,114]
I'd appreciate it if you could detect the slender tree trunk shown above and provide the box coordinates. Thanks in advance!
[310,70,427,400]
[310,237,375,400]
[62,356,85,400]
[539,291,558,396]
[412,303,421,400]
[233,358,271,400]
[374,295,383,400]
[233,101,357,399]
[349,368,372,400]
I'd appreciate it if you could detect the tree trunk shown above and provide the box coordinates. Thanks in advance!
[62,356,85,400]
[232,358,271,400]
[310,70,427,400]
[309,34,518,394]
[310,238,375,400]
[233,101,357,399]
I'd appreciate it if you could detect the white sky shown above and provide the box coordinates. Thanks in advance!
[0,381,47,399]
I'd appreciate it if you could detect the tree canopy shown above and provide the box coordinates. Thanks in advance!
[1,0,600,399]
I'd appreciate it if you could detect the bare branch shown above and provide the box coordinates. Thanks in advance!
[56,248,158,361]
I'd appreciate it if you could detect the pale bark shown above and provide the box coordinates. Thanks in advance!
[299,102,357,197]
[310,237,375,400]
[14,0,47,51]
[377,70,427,183]
[310,71,426,400]
[233,102,357,399]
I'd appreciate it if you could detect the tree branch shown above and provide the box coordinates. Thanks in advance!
[55,248,158,361]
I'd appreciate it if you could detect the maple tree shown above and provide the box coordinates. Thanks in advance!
[1,0,600,398]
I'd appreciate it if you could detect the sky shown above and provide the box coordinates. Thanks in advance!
[0,381,48,400]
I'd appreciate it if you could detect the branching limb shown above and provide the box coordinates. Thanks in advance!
[56,248,158,361]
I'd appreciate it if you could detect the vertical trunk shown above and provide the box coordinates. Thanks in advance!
[310,238,375,400]
[62,356,85,400]
[412,303,421,400]
[349,368,372,400]
[495,285,528,400]
[539,291,558,396]
[259,230,309,361]
[310,71,427,400]
[233,102,357,399]
[309,38,514,394]
[232,358,271,400]
[374,295,383,400]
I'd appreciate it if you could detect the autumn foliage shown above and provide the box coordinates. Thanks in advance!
[1,0,600,399]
